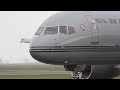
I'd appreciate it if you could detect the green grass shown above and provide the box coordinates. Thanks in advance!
[0,64,72,79]
[113,76,120,79]
[0,64,64,72]
[0,64,120,79]
[0,74,73,79]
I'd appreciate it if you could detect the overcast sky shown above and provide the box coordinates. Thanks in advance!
[0,11,59,63]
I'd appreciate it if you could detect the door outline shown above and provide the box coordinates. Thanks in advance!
[85,15,99,44]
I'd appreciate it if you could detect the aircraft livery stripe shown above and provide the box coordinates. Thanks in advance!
[30,46,120,52]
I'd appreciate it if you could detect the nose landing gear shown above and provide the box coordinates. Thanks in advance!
[71,71,83,79]
[71,65,86,79]
[64,64,92,79]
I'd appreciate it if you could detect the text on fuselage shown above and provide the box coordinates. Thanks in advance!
[95,18,120,24]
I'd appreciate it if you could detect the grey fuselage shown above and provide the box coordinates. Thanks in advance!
[29,11,120,65]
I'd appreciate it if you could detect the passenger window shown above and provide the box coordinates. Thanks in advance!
[35,27,44,35]
[44,26,58,35]
[68,26,76,35]
[59,26,67,35]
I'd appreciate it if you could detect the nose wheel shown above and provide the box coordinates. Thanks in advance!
[71,65,86,79]
[64,64,91,79]
[71,71,83,79]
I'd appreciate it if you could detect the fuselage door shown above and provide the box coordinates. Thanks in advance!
[85,15,99,44]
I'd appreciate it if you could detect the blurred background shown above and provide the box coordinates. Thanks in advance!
[0,11,59,64]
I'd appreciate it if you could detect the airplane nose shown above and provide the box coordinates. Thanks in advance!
[29,46,55,64]
[29,35,63,64]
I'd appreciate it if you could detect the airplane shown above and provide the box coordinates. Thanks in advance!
[20,38,31,43]
[21,11,120,79]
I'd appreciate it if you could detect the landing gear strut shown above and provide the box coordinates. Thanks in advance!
[71,65,86,79]
[64,64,87,79]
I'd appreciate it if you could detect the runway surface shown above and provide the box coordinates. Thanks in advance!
[0,71,71,75]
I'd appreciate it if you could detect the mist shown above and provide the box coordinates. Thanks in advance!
[0,11,59,64]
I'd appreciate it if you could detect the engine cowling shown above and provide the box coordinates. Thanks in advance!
[64,65,120,79]
[82,65,120,79]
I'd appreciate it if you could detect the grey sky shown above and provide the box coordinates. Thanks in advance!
[0,11,59,63]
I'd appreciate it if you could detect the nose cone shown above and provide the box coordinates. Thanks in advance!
[29,36,52,64]
[29,48,49,64]
[30,46,60,65]
[29,35,60,64]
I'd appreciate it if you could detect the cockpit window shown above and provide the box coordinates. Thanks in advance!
[68,26,76,35]
[59,26,67,35]
[35,27,44,35]
[44,26,58,35]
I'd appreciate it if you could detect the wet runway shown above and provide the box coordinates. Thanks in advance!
[0,71,71,75]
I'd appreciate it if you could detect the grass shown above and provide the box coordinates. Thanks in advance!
[113,76,120,79]
[0,64,72,79]
[0,63,120,79]
[0,74,73,79]
[0,64,64,72]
